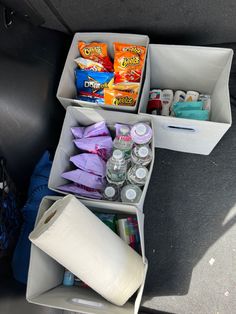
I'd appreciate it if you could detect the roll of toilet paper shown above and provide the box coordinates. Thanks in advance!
[29,195,144,306]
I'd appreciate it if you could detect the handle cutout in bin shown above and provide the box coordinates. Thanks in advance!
[164,124,198,133]
[70,298,104,308]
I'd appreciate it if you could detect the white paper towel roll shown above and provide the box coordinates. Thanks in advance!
[29,195,144,306]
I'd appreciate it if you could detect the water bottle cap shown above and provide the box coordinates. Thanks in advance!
[135,123,147,136]
[113,149,123,159]
[136,167,147,179]
[126,188,137,200]
[138,146,149,158]
[120,126,130,135]
[105,186,116,198]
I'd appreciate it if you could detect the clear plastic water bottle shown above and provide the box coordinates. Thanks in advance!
[127,164,149,186]
[131,123,152,145]
[103,183,120,201]
[131,145,152,166]
[106,150,127,185]
[113,125,133,160]
[121,184,142,203]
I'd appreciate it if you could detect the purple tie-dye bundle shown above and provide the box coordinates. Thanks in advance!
[59,121,112,199]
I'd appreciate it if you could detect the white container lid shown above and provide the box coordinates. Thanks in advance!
[126,189,137,200]
[136,167,147,179]
[113,149,123,159]
[138,146,149,158]
[105,186,116,198]
[135,124,147,136]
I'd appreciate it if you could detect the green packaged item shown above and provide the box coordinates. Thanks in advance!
[173,101,203,113]
[175,109,209,121]
[95,213,117,232]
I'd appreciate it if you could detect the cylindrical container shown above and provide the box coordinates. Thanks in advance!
[147,89,162,115]
[199,94,211,112]
[127,165,149,186]
[173,90,186,103]
[106,150,127,185]
[113,125,133,160]
[63,269,75,286]
[161,89,174,116]
[171,90,186,116]
[29,195,145,306]
[121,184,142,204]
[103,184,120,201]
[131,145,152,166]
[131,123,152,145]
[185,91,199,102]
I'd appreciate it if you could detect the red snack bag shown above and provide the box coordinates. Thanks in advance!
[96,55,113,72]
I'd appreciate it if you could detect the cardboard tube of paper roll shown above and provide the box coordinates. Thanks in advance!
[29,194,144,306]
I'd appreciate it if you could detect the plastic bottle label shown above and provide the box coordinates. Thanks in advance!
[107,170,126,182]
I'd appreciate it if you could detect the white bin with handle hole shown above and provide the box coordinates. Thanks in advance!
[139,44,233,155]
[48,106,154,210]
[27,196,147,314]
[57,32,149,113]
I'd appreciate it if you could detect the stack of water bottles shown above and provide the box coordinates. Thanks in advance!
[104,122,153,204]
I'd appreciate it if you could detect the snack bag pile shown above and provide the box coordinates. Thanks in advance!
[74,41,146,107]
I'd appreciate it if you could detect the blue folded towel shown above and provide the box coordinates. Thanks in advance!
[12,151,56,284]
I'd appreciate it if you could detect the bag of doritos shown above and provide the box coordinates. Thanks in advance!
[114,51,144,83]
[104,89,137,106]
[75,69,114,98]
[114,43,146,60]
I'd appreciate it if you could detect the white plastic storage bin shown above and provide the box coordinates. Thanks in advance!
[48,106,154,210]
[57,32,149,112]
[139,44,233,155]
[27,196,147,314]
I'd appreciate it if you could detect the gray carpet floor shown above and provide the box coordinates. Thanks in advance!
[142,105,236,313]
[0,106,235,314]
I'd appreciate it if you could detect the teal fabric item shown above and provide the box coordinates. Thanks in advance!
[175,109,209,120]
[173,101,203,113]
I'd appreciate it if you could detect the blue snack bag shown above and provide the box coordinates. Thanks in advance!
[77,95,105,104]
[75,69,114,98]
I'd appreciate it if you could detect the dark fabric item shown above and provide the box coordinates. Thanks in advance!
[10,0,236,46]
[0,3,71,195]
[11,152,56,284]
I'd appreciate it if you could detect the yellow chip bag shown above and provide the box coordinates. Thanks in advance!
[112,82,140,94]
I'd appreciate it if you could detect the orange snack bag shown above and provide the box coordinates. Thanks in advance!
[104,89,137,106]
[114,51,143,72]
[114,51,144,83]
[78,41,108,59]
[112,82,140,94]
[114,42,146,60]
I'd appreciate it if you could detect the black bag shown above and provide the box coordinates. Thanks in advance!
[0,157,21,274]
